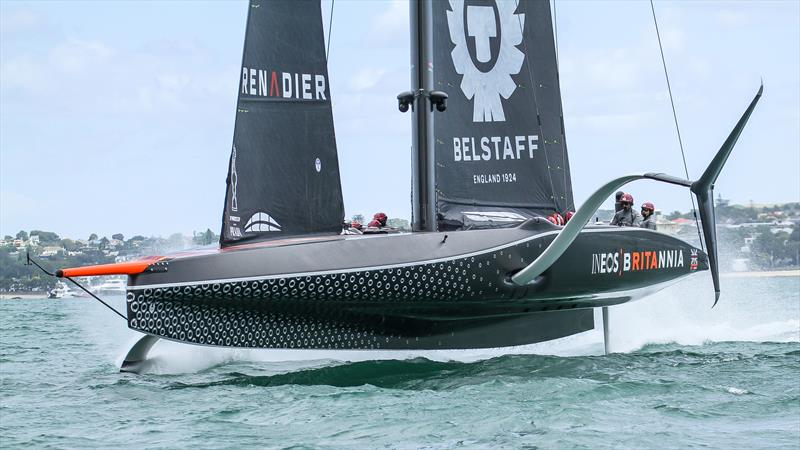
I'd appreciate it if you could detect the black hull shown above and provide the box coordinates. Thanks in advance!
[125,220,707,349]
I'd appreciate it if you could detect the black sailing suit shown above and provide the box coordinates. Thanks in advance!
[640,215,657,230]
[611,208,641,227]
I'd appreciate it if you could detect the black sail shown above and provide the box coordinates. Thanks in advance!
[432,0,573,229]
[221,0,344,246]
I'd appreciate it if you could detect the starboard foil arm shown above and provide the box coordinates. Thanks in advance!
[690,82,763,306]
[512,84,764,307]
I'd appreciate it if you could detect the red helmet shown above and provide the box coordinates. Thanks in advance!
[641,202,655,211]
[620,193,634,204]
[548,212,564,226]
[565,211,575,223]
[350,221,363,230]
[373,212,388,226]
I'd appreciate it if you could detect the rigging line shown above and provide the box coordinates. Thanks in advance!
[514,0,560,213]
[65,277,127,321]
[650,0,704,251]
[326,0,335,60]
[25,253,127,321]
[551,0,571,211]
[552,0,560,69]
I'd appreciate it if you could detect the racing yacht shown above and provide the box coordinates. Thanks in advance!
[47,0,761,372]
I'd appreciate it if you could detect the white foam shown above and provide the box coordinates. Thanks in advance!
[115,272,800,374]
[606,273,800,353]
[725,387,750,395]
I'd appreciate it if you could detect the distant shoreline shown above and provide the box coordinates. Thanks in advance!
[721,269,800,279]
[0,293,50,300]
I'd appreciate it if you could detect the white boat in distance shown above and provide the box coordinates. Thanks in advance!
[48,281,77,299]
[92,278,127,296]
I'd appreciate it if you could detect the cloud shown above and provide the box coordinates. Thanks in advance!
[0,56,46,92]
[368,0,407,43]
[716,9,750,27]
[349,68,386,91]
[1,33,235,116]
[0,189,38,223]
[570,112,648,133]
[661,28,685,53]
[1,38,114,94]
[560,48,643,91]
[49,38,114,73]
[0,8,40,35]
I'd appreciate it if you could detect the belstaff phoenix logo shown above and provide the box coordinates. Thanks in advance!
[447,0,525,122]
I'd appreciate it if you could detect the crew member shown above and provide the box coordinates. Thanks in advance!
[368,212,388,228]
[564,211,575,224]
[547,212,565,226]
[614,191,625,213]
[640,202,657,230]
[610,193,641,227]
[342,220,364,235]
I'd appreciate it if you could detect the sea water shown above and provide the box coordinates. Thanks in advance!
[1,273,798,449]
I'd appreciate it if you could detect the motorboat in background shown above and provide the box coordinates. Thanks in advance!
[92,278,127,296]
[47,281,77,299]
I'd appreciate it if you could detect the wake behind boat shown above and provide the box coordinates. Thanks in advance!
[38,0,760,373]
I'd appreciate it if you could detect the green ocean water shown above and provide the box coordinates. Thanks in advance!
[1,274,798,449]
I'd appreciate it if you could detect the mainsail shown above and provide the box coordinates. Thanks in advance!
[221,0,344,246]
[433,0,573,228]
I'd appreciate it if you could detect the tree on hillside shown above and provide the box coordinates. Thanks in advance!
[16,231,28,240]
[88,233,98,241]
[193,229,217,246]
[29,230,60,243]
[124,235,146,249]
[666,210,692,220]
[167,233,185,250]
[787,227,800,266]
[61,239,79,252]
[750,227,791,268]
[112,233,124,241]
[387,218,411,230]
[351,214,365,224]
[99,236,110,249]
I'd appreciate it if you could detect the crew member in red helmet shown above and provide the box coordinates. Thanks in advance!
[546,212,565,226]
[368,212,388,228]
[564,211,575,223]
[639,202,657,230]
[610,193,641,227]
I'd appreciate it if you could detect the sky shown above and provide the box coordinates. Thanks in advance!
[1,0,798,239]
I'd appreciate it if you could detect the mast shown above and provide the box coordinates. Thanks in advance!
[409,0,436,232]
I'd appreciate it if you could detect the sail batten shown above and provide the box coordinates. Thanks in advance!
[433,0,573,228]
[221,0,344,246]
